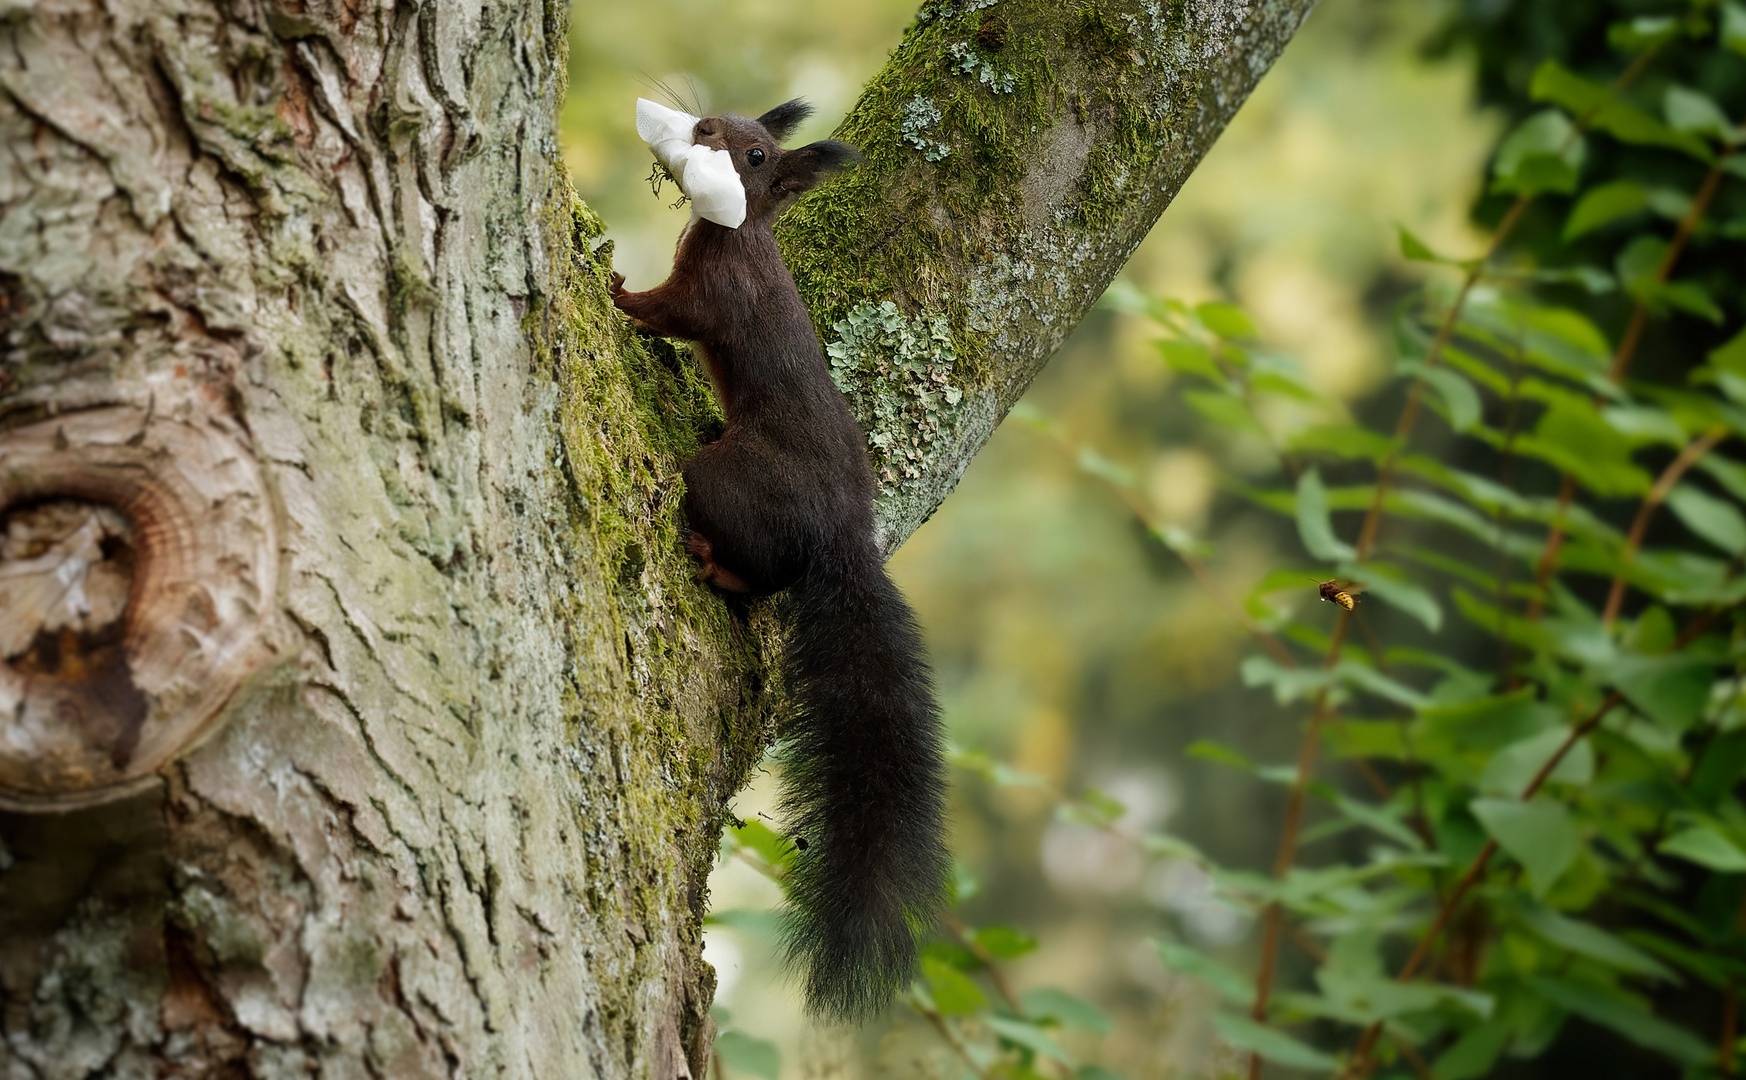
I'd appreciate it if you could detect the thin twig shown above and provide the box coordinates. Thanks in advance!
[913,999,995,1080]
[1609,157,1733,383]
[1601,427,1729,623]
[943,913,1025,1014]
[1248,618,1351,1079]
[1600,427,1728,626]
[1393,1034,1441,1080]
[1720,877,1746,1074]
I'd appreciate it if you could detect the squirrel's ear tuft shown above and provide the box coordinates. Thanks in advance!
[772,140,861,198]
[756,99,815,142]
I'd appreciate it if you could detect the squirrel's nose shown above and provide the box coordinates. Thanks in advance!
[693,118,722,143]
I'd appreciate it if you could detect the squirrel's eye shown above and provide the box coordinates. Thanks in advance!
[747,148,766,166]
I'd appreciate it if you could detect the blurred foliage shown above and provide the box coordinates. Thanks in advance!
[979,2,1746,1077]
[566,0,1746,1076]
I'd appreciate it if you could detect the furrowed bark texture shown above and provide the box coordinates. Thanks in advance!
[0,0,1309,1078]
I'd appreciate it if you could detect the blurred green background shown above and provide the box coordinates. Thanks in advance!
[564,2,1497,1076]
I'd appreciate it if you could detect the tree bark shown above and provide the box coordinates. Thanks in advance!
[0,0,1311,1077]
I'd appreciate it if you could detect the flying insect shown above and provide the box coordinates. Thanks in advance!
[1315,578,1364,611]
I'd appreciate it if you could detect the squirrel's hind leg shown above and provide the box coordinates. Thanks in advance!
[683,529,753,593]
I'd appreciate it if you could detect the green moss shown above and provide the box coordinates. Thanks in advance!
[1075,84,1158,230]
[776,4,1081,410]
[549,191,775,800]
[1072,4,1134,58]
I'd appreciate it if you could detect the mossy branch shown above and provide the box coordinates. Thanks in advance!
[776,0,1317,550]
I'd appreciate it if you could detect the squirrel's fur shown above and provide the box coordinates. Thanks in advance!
[611,101,950,1022]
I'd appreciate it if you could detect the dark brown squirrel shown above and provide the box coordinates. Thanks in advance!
[609,100,949,1022]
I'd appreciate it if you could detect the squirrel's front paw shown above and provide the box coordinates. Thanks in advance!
[609,271,626,301]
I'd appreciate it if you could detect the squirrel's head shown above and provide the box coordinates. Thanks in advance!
[691,100,859,223]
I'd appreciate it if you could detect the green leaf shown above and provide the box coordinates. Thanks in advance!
[1287,423,1398,462]
[973,925,1038,960]
[1154,940,1254,1005]
[1616,235,1667,297]
[1076,1069,1130,1080]
[1398,360,1481,433]
[1622,930,1746,989]
[921,955,988,1016]
[1667,483,1746,554]
[1661,281,1726,324]
[1645,185,1695,220]
[1616,236,1725,322]
[727,819,796,869]
[1397,225,1467,265]
[1398,224,1436,261]
[705,908,784,938]
[715,1031,781,1080]
[1334,659,1428,709]
[1296,468,1356,562]
[1492,109,1587,195]
[953,861,981,903]
[1185,388,1264,434]
[1529,399,1652,497]
[1530,59,1713,161]
[1726,1,1746,57]
[1211,1014,1337,1072]
[1433,1022,1510,1080]
[1713,326,1746,373]
[1331,793,1425,851]
[1479,727,1593,796]
[1513,901,1680,981]
[1609,15,1681,52]
[1195,301,1257,340]
[1665,85,1737,141]
[1239,655,1333,705]
[1697,454,1746,505]
[1564,180,1648,240]
[1600,405,1687,446]
[1075,446,1134,488]
[987,1015,1075,1065]
[1471,797,1580,898]
[1186,739,1258,772]
[1341,562,1443,631]
[1527,977,1711,1065]
[1692,732,1746,805]
[1610,653,1715,730]
[1022,987,1114,1035]
[1658,826,1746,872]
[1327,719,1408,759]
[1251,365,1322,404]
[1416,688,1562,756]
[1156,338,1224,383]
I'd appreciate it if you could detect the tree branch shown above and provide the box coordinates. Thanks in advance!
[778,0,1319,551]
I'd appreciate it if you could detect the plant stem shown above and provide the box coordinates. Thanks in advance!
[913,999,995,1080]
[944,913,1025,1014]
[1601,427,1728,627]
[1248,617,1351,1080]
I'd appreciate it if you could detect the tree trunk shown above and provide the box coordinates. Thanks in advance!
[0,1,1311,1077]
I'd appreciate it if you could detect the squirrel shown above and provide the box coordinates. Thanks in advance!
[610,100,950,1022]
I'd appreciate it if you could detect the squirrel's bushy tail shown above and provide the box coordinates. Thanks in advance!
[777,545,950,1023]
